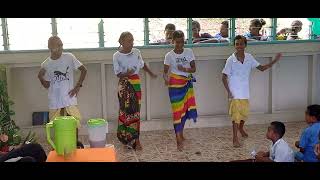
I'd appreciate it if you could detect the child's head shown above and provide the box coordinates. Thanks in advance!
[220,21,229,38]
[118,31,134,51]
[48,36,63,58]
[233,35,247,52]
[291,20,303,34]
[305,104,320,124]
[164,23,176,41]
[249,19,266,35]
[266,121,286,141]
[192,20,201,36]
[172,30,185,51]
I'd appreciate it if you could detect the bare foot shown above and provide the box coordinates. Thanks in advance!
[134,140,143,151]
[181,136,186,141]
[240,130,248,138]
[233,138,241,148]
[135,144,142,151]
[177,141,183,151]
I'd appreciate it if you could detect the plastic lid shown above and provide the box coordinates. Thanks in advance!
[87,118,106,127]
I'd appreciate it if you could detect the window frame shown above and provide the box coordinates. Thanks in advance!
[0,18,319,54]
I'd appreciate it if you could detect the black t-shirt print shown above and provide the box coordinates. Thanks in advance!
[53,66,70,84]
[176,56,188,65]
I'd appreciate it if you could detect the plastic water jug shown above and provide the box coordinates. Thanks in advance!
[46,116,79,156]
[87,118,107,148]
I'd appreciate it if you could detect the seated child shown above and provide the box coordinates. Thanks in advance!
[192,20,217,43]
[276,20,303,40]
[212,20,230,43]
[295,104,320,162]
[0,134,47,162]
[231,121,294,162]
[315,131,320,160]
[243,19,269,41]
[150,23,176,45]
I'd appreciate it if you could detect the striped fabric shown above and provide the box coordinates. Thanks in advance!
[168,73,198,133]
[128,74,141,105]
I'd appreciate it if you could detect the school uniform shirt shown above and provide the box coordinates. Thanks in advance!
[222,53,260,99]
[213,32,230,42]
[269,138,294,162]
[164,48,195,77]
[113,48,145,76]
[243,32,269,41]
[41,52,83,109]
[299,122,320,162]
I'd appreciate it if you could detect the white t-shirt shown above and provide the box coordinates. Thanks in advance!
[113,48,145,75]
[164,48,195,77]
[222,52,260,99]
[269,138,294,162]
[41,52,83,109]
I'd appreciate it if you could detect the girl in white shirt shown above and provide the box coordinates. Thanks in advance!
[163,30,198,151]
[113,31,157,151]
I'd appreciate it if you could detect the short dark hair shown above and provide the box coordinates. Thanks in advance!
[172,30,184,40]
[306,104,320,120]
[233,35,247,46]
[270,121,286,138]
[221,20,229,28]
[165,23,176,31]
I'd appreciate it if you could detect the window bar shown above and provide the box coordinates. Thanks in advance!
[271,18,277,41]
[230,18,236,45]
[144,18,149,45]
[98,19,105,47]
[51,18,58,36]
[309,21,315,40]
[187,18,193,44]
[1,18,9,50]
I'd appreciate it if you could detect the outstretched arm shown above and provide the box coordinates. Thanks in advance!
[143,63,157,78]
[256,53,282,72]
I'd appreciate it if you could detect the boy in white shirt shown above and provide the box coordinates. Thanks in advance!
[222,35,282,147]
[255,121,294,162]
[38,36,87,148]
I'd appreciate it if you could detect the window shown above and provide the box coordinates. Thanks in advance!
[103,18,144,47]
[6,18,52,50]
[276,18,311,40]
[191,18,229,43]
[0,18,318,52]
[56,18,101,49]
[236,18,272,40]
[148,18,187,44]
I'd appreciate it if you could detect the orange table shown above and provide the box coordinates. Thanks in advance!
[46,146,117,162]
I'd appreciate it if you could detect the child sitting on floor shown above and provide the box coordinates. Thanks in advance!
[295,104,320,162]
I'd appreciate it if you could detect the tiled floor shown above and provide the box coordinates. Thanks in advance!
[39,121,306,162]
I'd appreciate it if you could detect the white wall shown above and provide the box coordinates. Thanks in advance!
[1,42,319,132]
[274,56,309,111]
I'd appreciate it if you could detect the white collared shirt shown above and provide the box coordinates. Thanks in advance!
[222,52,260,99]
[269,138,294,162]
